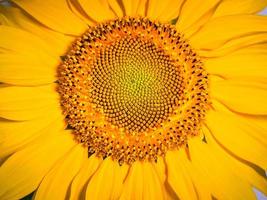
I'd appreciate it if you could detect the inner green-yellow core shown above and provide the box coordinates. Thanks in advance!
[58,17,209,165]
[91,37,183,133]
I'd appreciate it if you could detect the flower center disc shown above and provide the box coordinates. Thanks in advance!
[58,17,209,164]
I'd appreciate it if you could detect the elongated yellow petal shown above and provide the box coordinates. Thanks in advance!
[0,130,76,200]
[136,0,148,16]
[147,0,184,22]
[0,116,65,158]
[165,150,198,200]
[0,53,58,86]
[34,145,86,200]
[107,0,124,17]
[66,0,96,25]
[242,115,267,134]
[212,101,267,146]
[11,0,87,35]
[190,15,267,50]
[198,33,267,58]
[205,43,267,80]
[121,0,141,16]
[203,126,267,196]
[77,0,117,22]
[177,0,221,31]
[189,137,258,199]
[0,25,57,57]
[206,110,267,169]
[143,162,165,200]
[120,162,164,200]
[210,80,267,115]
[0,85,61,120]
[86,158,128,200]
[120,162,143,200]
[152,158,179,200]
[0,5,74,55]
[70,155,102,200]
[214,0,267,17]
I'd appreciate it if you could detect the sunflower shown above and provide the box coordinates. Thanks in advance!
[0,0,267,199]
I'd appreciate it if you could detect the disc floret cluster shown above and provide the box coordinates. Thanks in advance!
[58,17,209,164]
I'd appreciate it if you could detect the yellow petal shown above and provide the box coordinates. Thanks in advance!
[121,0,141,16]
[70,155,102,200]
[77,0,117,22]
[189,136,257,199]
[34,145,86,200]
[203,126,267,196]
[212,100,267,146]
[152,157,178,200]
[143,162,165,200]
[147,0,184,22]
[0,85,61,120]
[66,0,96,25]
[176,0,221,31]
[0,53,58,86]
[136,0,148,16]
[242,115,267,134]
[194,33,267,58]
[165,150,198,200]
[190,15,267,50]
[11,0,87,35]
[120,162,164,200]
[86,158,128,200]
[0,115,65,158]
[206,110,267,169]
[0,130,76,200]
[168,148,213,199]
[214,0,267,17]
[210,79,267,115]
[0,5,73,56]
[0,25,57,57]
[205,43,267,80]
[120,162,144,200]
[107,0,124,17]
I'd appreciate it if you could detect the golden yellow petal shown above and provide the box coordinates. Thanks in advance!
[176,0,221,32]
[107,0,124,17]
[212,100,267,146]
[11,0,87,35]
[210,79,267,115]
[205,43,267,80]
[152,157,179,200]
[120,162,164,200]
[121,0,141,16]
[0,85,61,121]
[34,145,86,200]
[147,0,184,22]
[0,25,57,56]
[85,158,128,200]
[214,0,267,17]
[0,116,65,158]
[165,150,198,200]
[69,155,102,200]
[206,109,267,169]
[0,130,76,200]
[66,0,96,25]
[203,126,267,196]
[190,15,267,50]
[77,0,117,22]
[0,53,58,86]
[188,136,258,199]
[0,5,74,55]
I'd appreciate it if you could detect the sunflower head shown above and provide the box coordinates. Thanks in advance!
[58,17,209,164]
[1,1,266,200]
